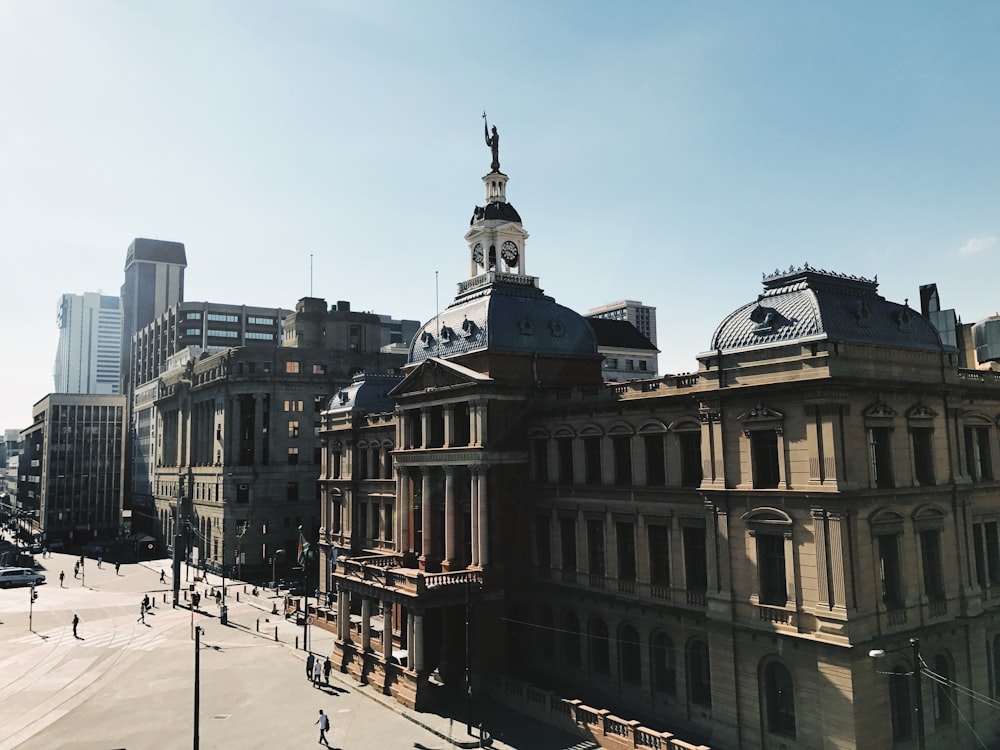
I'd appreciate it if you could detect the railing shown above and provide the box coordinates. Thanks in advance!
[588,573,607,589]
[650,584,671,601]
[928,599,948,618]
[686,590,707,607]
[618,579,636,595]
[482,675,711,750]
[757,605,792,625]
[562,569,578,584]
[338,556,484,595]
[886,607,908,626]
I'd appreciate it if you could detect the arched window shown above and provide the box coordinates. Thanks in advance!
[589,618,610,675]
[932,653,953,725]
[762,661,796,737]
[562,613,580,667]
[687,639,712,707]
[619,624,641,685]
[651,631,676,695]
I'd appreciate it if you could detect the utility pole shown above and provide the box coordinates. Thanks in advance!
[194,625,203,750]
[911,638,925,750]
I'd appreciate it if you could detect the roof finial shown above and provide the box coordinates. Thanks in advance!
[483,111,500,172]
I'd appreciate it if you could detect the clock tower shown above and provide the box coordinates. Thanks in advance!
[465,121,529,278]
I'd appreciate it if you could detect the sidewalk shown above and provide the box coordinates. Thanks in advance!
[138,557,592,750]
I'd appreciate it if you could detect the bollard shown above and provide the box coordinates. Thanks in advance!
[256,619,260,632]
[236,592,240,602]
[184,590,188,601]
[244,585,247,593]
[274,626,278,642]
[296,636,299,650]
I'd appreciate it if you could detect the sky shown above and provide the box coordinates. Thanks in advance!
[2,1,1000,432]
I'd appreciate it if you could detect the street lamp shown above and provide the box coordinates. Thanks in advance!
[869,637,925,750]
[194,625,204,750]
[271,549,285,591]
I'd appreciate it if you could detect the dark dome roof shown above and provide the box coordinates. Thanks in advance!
[408,274,598,365]
[709,265,950,355]
[470,202,522,225]
[326,372,403,413]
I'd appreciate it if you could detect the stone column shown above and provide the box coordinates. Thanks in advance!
[338,589,350,642]
[421,470,433,562]
[397,469,409,554]
[477,469,489,566]
[420,409,430,449]
[443,405,453,448]
[479,402,489,446]
[361,596,372,653]
[444,467,456,566]
[382,600,393,660]
[406,607,415,653]
[471,469,481,566]
[412,613,425,673]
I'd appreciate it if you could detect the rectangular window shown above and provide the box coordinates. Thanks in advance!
[533,440,549,483]
[877,533,904,609]
[331,451,342,479]
[757,533,787,606]
[750,430,780,489]
[584,437,602,485]
[644,434,665,486]
[869,427,895,489]
[587,519,605,576]
[285,361,300,374]
[247,316,275,326]
[206,313,239,323]
[626,359,634,371]
[288,421,299,438]
[385,506,393,541]
[974,521,1000,588]
[965,426,994,481]
[535,516,551,568]
[648,524,670,587]
[683,526,708,593]
[679,432,702,488]
[910,427,934,485]
[287,447,299,465]
[284,400,304,412]
[236,482,250,504]
[286,482,298,502]
[616,522,636,581]
[312,363,327,375]
[185,328,201,336]
[245,332,273,340]
[613,436,632,486]
[560,517,577,573]
[371,503,380,540]
[206,329,239,338]
[557,439,574,483]
[920,529,945,601]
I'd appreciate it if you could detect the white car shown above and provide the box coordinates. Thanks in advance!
[0,567,45,588]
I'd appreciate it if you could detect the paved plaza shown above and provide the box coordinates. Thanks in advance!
[0,551,593,750]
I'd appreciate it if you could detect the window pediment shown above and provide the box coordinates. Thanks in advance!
[906,403,938,420]
[667,417,701,433]
[863,400,896,420]
[741,507,793,528]
[738,404,783,437]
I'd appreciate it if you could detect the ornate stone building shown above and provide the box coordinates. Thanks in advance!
[315,138,1000,750]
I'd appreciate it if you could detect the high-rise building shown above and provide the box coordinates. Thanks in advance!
[53,292,122,394]
[18,393,126,545]
[586,300,658,347]
[120,238,187,393]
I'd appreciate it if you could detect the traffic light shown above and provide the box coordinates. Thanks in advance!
[31,585,38,602]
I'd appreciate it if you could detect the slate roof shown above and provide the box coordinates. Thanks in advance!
[709,265,951,355]
[408,274,599,365]
[586,318,658,351]
[325,372,403,414]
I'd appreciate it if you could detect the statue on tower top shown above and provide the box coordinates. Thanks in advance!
[483,112,500,172]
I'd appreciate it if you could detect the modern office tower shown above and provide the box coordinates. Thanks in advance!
[587,300,658,346]
[53,292,122,394]
[18,393,126,545]
[120,238,187,393]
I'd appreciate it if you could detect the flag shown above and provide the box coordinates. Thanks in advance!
[297,529,308,567]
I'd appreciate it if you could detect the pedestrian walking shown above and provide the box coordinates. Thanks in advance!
[315,709,330,746]
[323,656,332,685]
[312,656,323,686]
[159,569,165,583]
[97,556,103,569]
[59,571,65,587]
[73,562,79,579]
[137,600,145,624]
[143,594,150,611]
[72,613,79,638]
[115,561,121,575]
[306,653,315,680]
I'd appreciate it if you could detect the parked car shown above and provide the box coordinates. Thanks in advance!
[0,567,45,588]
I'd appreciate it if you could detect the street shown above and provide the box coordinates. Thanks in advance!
[0,552,593,750]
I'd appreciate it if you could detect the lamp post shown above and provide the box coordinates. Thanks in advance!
[271,549,285,591]
[868,637,925,750]
[194,625,203,750]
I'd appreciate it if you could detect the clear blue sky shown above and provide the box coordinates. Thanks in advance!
[2,1,1000,432]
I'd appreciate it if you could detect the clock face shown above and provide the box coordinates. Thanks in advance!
[472,243,484,265]
[501,240,519,266]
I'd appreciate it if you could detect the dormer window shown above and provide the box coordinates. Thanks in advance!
[461,318,479,338]
[420,330,435,349]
